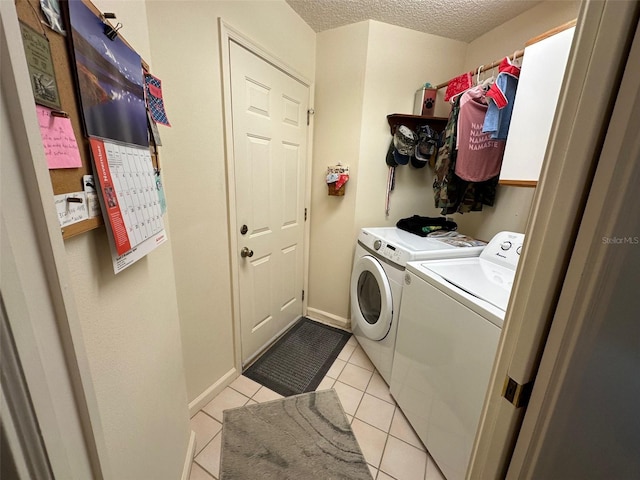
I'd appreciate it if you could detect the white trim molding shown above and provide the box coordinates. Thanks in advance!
[180,431,197,480]
[188,368,237,417]
[306,308,350,331]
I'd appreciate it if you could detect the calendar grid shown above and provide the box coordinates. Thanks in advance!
[90,138,164,256]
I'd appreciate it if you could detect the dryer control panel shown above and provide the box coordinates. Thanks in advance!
[480,231,525,270]
[359,231,409,266]
[358,227,486,267]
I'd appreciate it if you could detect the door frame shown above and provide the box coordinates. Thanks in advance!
[507,12,640,476]
[468,1,640,477]
[218,19,315,372]
[1,3,106,478]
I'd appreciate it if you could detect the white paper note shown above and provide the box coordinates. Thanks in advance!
[54,192,88,227]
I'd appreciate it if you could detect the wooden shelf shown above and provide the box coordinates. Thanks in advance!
[387,114,448,135]
[498,179,538,187]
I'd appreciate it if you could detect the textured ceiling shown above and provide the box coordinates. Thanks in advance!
[285,0,543,43]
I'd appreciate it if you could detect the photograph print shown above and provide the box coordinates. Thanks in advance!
[68,0,148,147]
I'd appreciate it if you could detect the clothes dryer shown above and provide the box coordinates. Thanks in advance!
[390,231,524,480]
[350,227,485,384]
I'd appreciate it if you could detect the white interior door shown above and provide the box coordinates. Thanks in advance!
[229,40,309,365]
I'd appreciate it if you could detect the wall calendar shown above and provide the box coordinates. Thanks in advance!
[89,138,165,272]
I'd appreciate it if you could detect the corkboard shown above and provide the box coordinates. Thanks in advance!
[15,0,159,239]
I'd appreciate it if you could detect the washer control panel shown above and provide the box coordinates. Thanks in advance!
[480,231,525,270]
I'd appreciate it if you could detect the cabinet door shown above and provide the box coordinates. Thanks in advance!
[499,27,575,184]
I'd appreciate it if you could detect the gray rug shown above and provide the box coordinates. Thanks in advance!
[220,389,372,480]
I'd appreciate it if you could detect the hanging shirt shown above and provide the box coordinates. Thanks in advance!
[433,95,499,215]
[444,71,473,102]
[483,57,521,140]
[434,96,462,214]
[455,88,506,182]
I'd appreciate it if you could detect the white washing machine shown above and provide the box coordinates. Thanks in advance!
[390,231,525,480]
[350,227,486,384]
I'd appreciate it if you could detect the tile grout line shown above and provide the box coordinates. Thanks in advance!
[342,347,431,478]
[348,361,391,472]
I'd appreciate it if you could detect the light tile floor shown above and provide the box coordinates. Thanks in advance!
[189,335,447,480]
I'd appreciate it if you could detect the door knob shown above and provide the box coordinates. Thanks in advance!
[241,247,254,258]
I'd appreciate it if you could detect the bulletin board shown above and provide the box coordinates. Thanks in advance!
[15,0,160,240]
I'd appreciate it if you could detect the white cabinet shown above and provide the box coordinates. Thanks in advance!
[499,26,575,185]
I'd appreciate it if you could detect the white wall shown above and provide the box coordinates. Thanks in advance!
[61,1,192,478]
[307,21,369,325]
[1,0,192,478]
[144,0,316,402]
[355,21,467,228]
[454,0,580,241]
[307,1,581,323]
[308,21,466,322]
[1,49,95,478]
[464,0,580,69]
[2,0,585,477]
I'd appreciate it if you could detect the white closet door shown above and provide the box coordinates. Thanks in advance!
[499,27,575,183]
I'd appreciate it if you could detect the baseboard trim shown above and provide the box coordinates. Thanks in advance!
[188,367,238,417]
[181,431,197,480]
[306,308,350,331]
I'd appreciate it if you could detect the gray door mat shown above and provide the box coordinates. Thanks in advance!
[243,317,351,397]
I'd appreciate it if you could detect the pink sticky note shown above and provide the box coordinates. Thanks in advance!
[36,105,82,169]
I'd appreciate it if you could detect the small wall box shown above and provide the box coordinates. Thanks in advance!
[414,87,437,117]
[328,182,345,196]
[327,164,349,196]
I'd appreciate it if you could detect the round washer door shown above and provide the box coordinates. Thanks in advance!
[350,255,393,341]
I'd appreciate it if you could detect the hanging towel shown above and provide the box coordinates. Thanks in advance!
[483,57,521,140]
[485,57,521,108]
[444,72,473,102]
